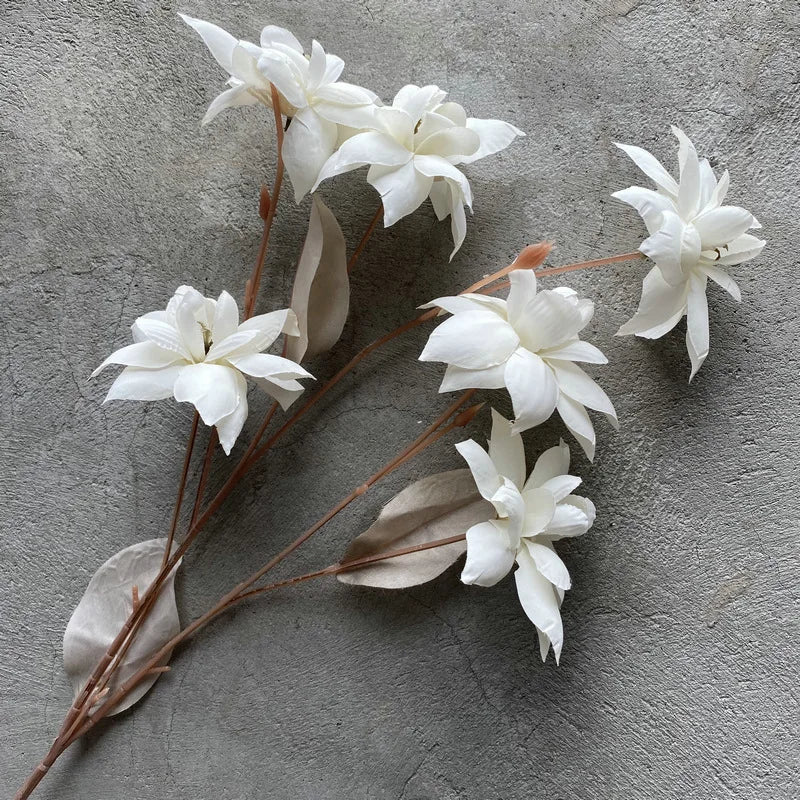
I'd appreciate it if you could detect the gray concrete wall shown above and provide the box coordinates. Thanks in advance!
[1,1,797,798]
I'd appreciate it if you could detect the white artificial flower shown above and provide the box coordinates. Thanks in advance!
[180,14,376,201]
[457,410,595,662]
[419,270,617,460]
[613,125,765,379]
[312,84,524,257]
[93,286,312,454]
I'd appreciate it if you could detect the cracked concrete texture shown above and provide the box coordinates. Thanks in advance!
[1,0,798,798]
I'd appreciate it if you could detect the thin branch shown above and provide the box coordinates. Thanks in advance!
[347,203,383,274]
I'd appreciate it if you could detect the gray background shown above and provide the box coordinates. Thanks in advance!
[1,0,797,798]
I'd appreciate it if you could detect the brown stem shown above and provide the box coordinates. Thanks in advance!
[347,203,383,274]
[244,84,285,319]
[64,390,475,745]
[189,429,217,528]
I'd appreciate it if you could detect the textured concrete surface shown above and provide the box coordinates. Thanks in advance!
[1,1,798,798]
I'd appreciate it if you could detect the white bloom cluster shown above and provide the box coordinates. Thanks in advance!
[614,126,765,378]
[94,286,312,454]
[180,15,524,256]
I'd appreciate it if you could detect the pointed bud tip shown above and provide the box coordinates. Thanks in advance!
[513,241,554,270]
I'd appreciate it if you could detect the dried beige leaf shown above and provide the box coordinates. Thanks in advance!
[286,196,349,363]
[62,538,181,716]
[338,469,492,589]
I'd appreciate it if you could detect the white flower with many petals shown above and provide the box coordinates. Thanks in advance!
[613,126,765,378]
[313,84,524,257]
[419,270,617,460]
[457,410,595,662]
[180,15,376,201]
[93,286,312,454]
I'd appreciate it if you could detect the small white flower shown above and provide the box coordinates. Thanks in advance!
[180,15,376,202]
[613,126,765,379]
[457,410,595,662]
[93,286,313,454]
[313,84,524,257]
[419,270,617,460]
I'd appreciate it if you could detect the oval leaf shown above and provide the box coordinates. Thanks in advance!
[338,469,493,589]
[286,196,349,363]
[63,538,181,716]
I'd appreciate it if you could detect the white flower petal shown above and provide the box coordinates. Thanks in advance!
[447,182,468,258]
[547,360,616,419]
[259,25,303,53]
[556,393,596,461]
[256,52,308,110]
[697,158,717,211]
[455,439,502,502]
[283,106,338,202]
[639,210,688,286]
[132,318,192,360]
[174,295,206,363]
[524,439,570,490]
[92,341,182,377]
[714,233,766,266]
[392,84,447,122]
[428,179,451,221]
[368,161,433,227]
[420,294,507,317]
[709,170,730,209]
[255,376,305,410]
[506,269,538,329]
[516,289,587,352]
[306,40,328,89]
[173,363,242,426]
[488,409,526,489]
[314,131,410,189]
[539,339,608,364]
[227,352,312,381]
[538,474,582,503]
[614,141,679,196]
[237,308,298,353]
[672,126,701,219]
[617,266,688,338]
[514,546,564,663]
[686,273,710,381]
[412,156,472,207]
[692,206,756,250]
[460,117,525,164]
[439,363,507,393]
[420,310,519,370]
[701,264,741,302]
[434,101,468,127]
[544,501,592,540]
[520,487,557,536]
[504,348,559,433]
[611,186,673,235]
[525,541,571,591]
[461,521,516,587]
[179,14,237,74]
[214,370,249,455]
[415,127,480,159]
[211,291,239,343]
[201,84,260,125]
[104,364,185,403]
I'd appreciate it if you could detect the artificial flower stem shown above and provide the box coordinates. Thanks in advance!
[244,84,285,320]
[189,429,218,527]
[347,203,383,274]
[62,391,476,747]
[162,412,200,569]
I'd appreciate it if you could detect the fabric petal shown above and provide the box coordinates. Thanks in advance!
[313,131,411,189]
[538,474,582,503]
[460,118,525,164]
[132,318,192,360]
[236,308,298,353]
[617,266,688,339]
[672,126,701,220]
[227,352,312,380]
[367,161,433,226]
[525,541,571,591]
[506,269,538,330]
[439,363,507,393]
[488,408,526,489]
[202,84,260,125]
[211,291,239,343]
[614,141,679,196]
[520,487,557,537]
[415,127,480,159]
[179,14,237,74]
[104,364,185,403]
[701,265,741,302]
[548,360,616,419]
[255,376,305,410]
[611,186,673,235]
[692,206,756,250]
[514,546,564,663]
[214,370,248,455]
[524,440,570,490]
[714,233,766,266]
[686,273,710,381]
[173,363,242,426]
[420,310,519,369]
[504,348,559,434]
[539,339,608,364]
[461,521,516,587]
[455,439,502,501]
[544,502,592,540]
[639,210,688,286]
[259,25,303,52]
[516,290,586,352]
[92,341,182,377]
[392,84,447,122]
[283,106,338,202]
[556,393,596,461]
